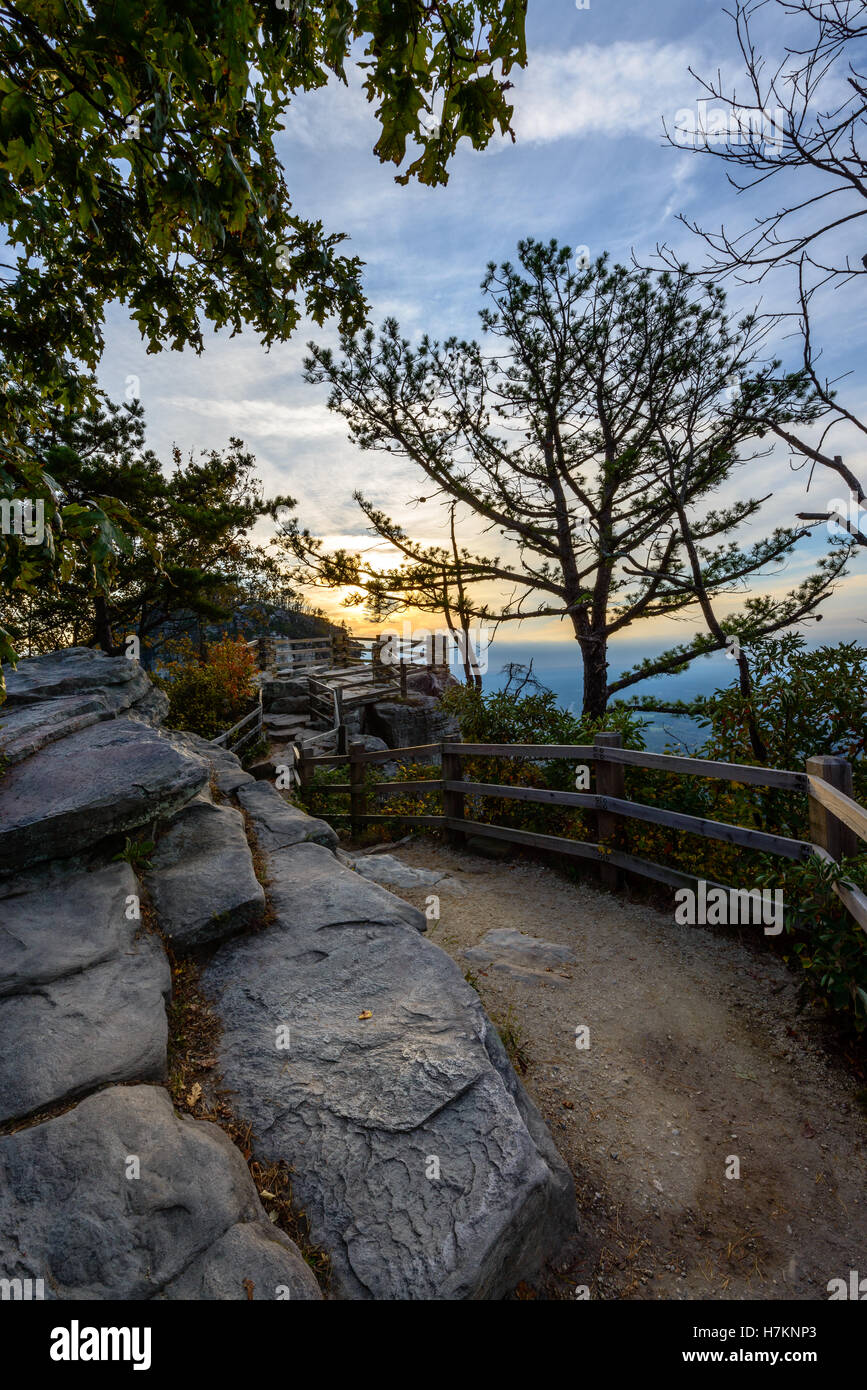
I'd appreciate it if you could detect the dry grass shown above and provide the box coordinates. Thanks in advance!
[492,1006,531,1075]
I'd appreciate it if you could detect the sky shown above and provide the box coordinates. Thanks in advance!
[97,0,867,696]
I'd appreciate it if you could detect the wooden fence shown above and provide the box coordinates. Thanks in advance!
[254,630,449,678]
[291,731,867,933]
[210,693,263,756]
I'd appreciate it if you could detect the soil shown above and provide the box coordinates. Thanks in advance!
[362,833,867,1302]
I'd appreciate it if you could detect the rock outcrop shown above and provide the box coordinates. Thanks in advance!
[0,648,320,1300]
[202,804,575,1299]
[143,799,265,948]
[0,646,575,1300]
[0,716,207,873]
[0,1086,320,1300]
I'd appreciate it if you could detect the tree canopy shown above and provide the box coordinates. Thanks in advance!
[286,239,850,722]
[3,394,292,658]
[0,0,527,672]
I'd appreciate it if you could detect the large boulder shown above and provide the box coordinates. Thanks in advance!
[366,694,459,753]
[201,843,574,1299]
[267,695,309,715]
[266,840,426,935]
[3,646,150,707]
[144,799,265,948]
[0,693,118,766]
[0,861,139,996]
[0,932,170,1123]
[261,678,308,704]
[161,728,255,796]
[404,666,460,699]
[0,717,208,874]
[0,1085,321,1300]
[0,648,169,763]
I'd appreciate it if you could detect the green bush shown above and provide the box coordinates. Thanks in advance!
[756,853,867,1032]
[693,635,867,803]
[155,635,258,741]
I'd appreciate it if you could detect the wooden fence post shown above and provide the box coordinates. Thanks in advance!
[373,635,391,685]
[595,731,625,890]
[293,742,311,802]
[336,684,347,756]
[441,741,465,848]
[806,754,858,861]
[349,740,367,840]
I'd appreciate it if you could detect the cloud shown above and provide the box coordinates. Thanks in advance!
[161,395,347,444]
[506,41,726,147]
[282,71,375,152]
[281,38,724,160]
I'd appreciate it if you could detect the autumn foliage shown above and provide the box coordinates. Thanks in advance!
[155,636,258,742]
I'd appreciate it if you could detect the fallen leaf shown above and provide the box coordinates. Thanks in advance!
[243,1278,254,1301]
[187,1082,202,1106]
[358,1010,373,1020]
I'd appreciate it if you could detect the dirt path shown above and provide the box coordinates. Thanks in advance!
[368,835,867,1301]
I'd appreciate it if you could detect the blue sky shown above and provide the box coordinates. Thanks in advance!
[98,0,867,684]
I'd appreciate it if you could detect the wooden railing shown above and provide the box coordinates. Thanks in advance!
[254,630,445,680]
[211,694,263,755]
[291,731,867,933]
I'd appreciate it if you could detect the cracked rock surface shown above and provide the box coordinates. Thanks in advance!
[0,1085,321,1300]
[0,645,574,1300]
[202,840,575,1297]
[0,717,208,873]
[0,931,170,1124]
[143,799,265,947]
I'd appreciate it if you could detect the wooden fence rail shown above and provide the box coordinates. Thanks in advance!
[211,696,263,755]
[289,730,867,934]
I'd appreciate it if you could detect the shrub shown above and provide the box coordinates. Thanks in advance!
[693,634,867,801]
[155,635,258,741]
[756,853,867,1033]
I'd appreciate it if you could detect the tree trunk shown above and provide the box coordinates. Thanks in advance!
[93,596,120,655]
[734,647,768,765]
[579,633,609,719]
